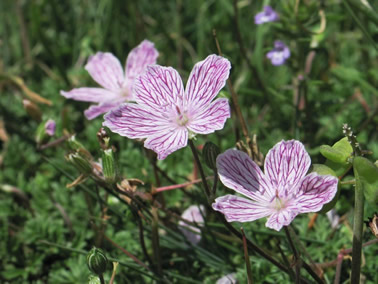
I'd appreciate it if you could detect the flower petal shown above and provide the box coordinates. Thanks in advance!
[103,103,171,138]
[144,127,188,160]
[212,195,273,223]
[85,52,124,91]
[133,65,185,110]
[265,209,298,231]
[217,149,275,202]
[187,98,230,134]
[185,55,231,109]
[264,140,311,195]
[60,88,119,103]
[293,173,338,213]
[84,102,119,120]
[125,40,159,83]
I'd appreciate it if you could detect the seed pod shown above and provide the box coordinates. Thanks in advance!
[67,135,86,151]
[66,152,93,175]
[203,142,220,170]
[102,148,116,183]
[87,247,108,275]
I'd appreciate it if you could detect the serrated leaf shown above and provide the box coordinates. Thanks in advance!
[353,157,378,206]
[320,137,353,164]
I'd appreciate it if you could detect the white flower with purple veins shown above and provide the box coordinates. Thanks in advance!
[60,40,159,120]
[255,6,279,25]
[179,205,205,245]
[266,40,291,66]
[213,140,338,231]
[45,119,56,136]
[103,54,231,160]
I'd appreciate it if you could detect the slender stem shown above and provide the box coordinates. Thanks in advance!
[334,253,344,284]
[103,234,152,272]
[151,206,162,275]
[241,227,253,284]
[219,215,289,274]
[137,214,153,265]
[99,274,105,284]
[284,227,301,284]
[212,29,249,140]
[188,140,211,199]
[276,240,296,281]
[351,165,365,283]
[212,169,218,195]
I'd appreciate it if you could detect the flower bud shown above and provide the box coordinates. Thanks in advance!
[87,247,108,275]
[23,99,42,121]
[203,142,220,170]
[36,119,56,144]
[66,152,93,175]
[45,119,56,136]
[88,275,101,284]
[67,135,86,151]
[102,148,117,183]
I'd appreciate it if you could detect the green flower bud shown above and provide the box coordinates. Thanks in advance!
[87,247,108,275]
[203,142,220,170]
[102,148,116,183]
[67,135,86,151]
[88,275,101,284]
[66,152,93,175]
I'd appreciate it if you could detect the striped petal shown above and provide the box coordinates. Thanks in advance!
[264,140,311,196]
[144,127,188,160]
[84,102,119,120]
[60,88,119,103]
[133,65,185,110]
[185,55,231,109]
[187,98,230,134]
[85,52,124,91]
[217,150,275,202]
[293,173,338,213]
[212,195,273,223]
[103,103,171,139]
[125,40,159,84]
[265,209,299,231]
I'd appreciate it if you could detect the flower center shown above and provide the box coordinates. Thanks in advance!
[119,87,131,99]
[175,105,189,126]
[271,189,287,211]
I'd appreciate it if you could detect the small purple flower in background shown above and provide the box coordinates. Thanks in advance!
[179,205,205,245]
[104,54,231,160]
[45,119,56,136]
[212,140,338,231]
[255,6,279,25]
[266,40,290,66]
[60,40,159,120]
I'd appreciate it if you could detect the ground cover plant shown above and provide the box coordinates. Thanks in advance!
[0,0,377,283]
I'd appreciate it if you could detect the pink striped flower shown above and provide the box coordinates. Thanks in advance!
[103,54,231,160]
[213,140,338,231]
[60,40,159,120]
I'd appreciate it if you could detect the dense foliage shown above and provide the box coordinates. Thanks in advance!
[0,0,377,283]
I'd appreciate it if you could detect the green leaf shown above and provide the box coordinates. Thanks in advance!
[320,137,353,164]
[353,157,378,206]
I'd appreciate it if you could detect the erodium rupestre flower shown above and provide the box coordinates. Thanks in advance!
[254,6,279,25]
[103,54,231,160]
[212,140,338,231]
[60,40,159,120]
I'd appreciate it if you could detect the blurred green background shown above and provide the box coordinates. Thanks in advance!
[0,0,377,283]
